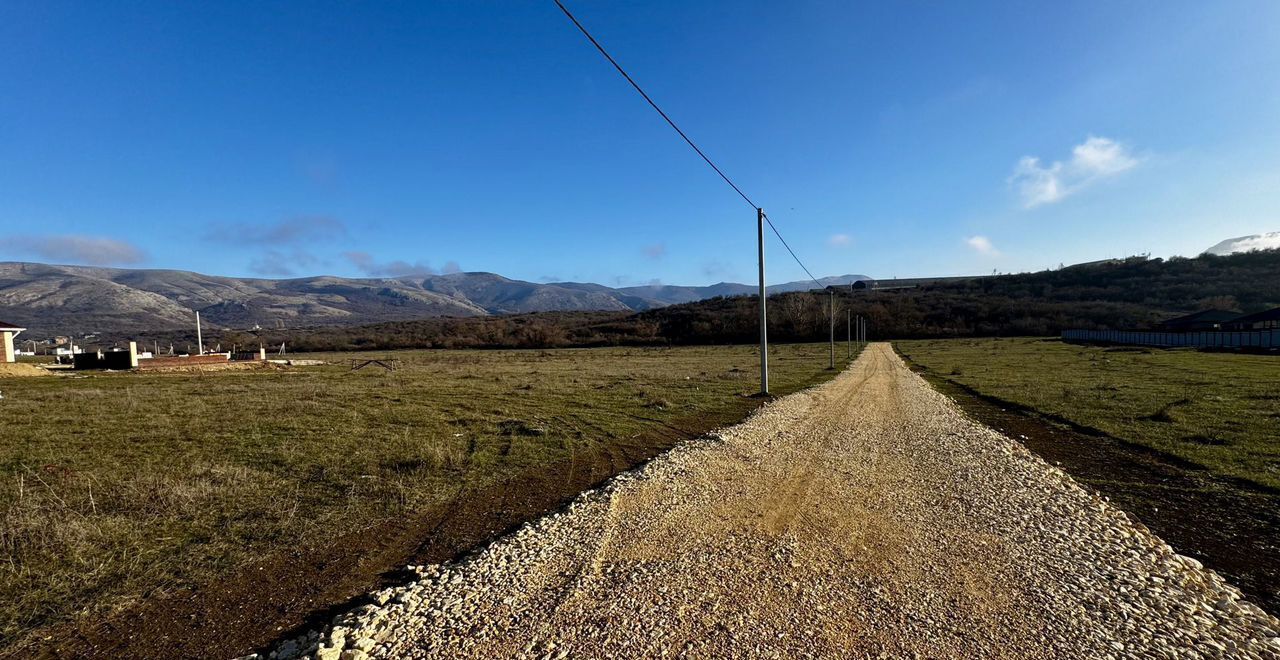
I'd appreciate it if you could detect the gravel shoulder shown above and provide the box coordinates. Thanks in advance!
[258,343,1280,659]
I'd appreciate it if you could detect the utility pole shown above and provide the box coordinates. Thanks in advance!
[757,208,768,395]
[828,290,835,369]
[195,311,204,356]
[846,309,852,359]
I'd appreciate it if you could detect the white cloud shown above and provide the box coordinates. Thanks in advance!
[1204,232,1280,255]
[1010,136,1139,208]
[0,234,146,265]
[827,233,852,247]
[965,235,999,256]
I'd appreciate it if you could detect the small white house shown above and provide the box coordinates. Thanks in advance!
[0,321,24,364]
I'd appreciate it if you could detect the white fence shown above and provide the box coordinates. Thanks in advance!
[1062,328,1280,349]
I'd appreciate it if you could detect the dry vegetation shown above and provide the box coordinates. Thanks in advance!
[0,342,846,648]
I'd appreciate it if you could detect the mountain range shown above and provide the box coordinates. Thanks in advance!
[0,262,868,336]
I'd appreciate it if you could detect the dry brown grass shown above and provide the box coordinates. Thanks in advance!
[0,342,846,648]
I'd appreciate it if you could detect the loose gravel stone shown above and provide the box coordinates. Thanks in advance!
[258,344,1280,659]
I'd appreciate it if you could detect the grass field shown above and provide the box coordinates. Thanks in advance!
[0,343,849,648]
[895,338,1280,489]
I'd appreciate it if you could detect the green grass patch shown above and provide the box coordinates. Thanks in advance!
[0,342,848,647]
[895,337,1280,489]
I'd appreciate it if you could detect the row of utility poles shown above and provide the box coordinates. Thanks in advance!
[757,209,872,395]
[752,208,875,391]
[757,207,869,395]
[828,289,869,369]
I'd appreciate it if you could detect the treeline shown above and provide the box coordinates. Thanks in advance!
[136,250,1280,352]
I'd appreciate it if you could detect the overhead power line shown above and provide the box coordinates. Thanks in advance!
[552,0,756,210]
[553,0,824,289]
[554,0,839,393]
[763,212,822,287]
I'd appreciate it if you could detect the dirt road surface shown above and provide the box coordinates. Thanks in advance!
[263,344,1280,659]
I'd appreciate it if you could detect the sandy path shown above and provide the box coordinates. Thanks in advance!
[267,343,1280,660]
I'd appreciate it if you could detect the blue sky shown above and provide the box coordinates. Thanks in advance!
[2,1,1278,286]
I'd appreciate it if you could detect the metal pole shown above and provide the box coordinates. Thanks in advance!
[829,290,835,369]
[757,208,768,395]
[847,309,852,359]
[196,311,204,356]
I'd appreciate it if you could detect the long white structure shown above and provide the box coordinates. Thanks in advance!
[1062,328,1280,349]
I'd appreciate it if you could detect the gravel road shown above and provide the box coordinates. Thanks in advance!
[259,343,1280,660]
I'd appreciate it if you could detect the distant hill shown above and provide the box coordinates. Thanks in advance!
[0,262,869,336]
[235,249,1280,352]
[615,275,870,307]
[1204,232,1280,256]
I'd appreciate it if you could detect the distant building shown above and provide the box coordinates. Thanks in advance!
[0,321,24,363]
[1155,309,1240,332]
[850,276,983,292]
[1223,307,1280,331]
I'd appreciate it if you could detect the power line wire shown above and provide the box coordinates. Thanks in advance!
[762,212,822,288]
[552,0,824,289]
[553,0,755,209]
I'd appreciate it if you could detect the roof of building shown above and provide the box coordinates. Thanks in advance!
[1157,309,1240,326]
[0,320,25,331]
[1225,307,1280,324]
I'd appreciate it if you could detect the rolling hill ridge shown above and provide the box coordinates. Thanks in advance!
[0,262,868,336]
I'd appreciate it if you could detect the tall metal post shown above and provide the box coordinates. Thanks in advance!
[828,290,835,369]
[196,311,204,356]
[847,309,852,359]
[757,208,768,395]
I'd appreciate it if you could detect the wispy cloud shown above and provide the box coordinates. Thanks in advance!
[0,234,146,266]
[1010,136,1139,208]
[827,234,852,248]
[205,216,347,245]
[642,243,666,260]
[248,250,322,277]
[343,251,452,277]
[965,235,1000,256]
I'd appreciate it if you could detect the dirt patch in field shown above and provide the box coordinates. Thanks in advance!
[12,401,763,659]
[902,354,1280,616]
[0,363,51,377]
